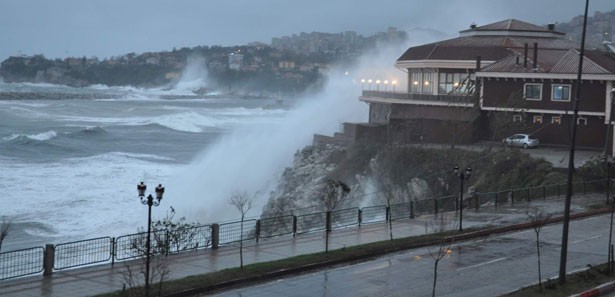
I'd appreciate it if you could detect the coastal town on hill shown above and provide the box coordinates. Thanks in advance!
[0,9,613,97]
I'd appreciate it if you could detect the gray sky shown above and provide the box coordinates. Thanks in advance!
[0,0,613,62]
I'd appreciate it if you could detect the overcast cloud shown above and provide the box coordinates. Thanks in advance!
[0,0,613,61]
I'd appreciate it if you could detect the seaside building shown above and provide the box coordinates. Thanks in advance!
[228,52,244,71]
[316,19,615,155]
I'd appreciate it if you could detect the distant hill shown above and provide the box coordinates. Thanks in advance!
[555,9,615,49]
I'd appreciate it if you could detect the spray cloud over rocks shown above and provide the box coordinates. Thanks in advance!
[166,33,441,224]
[173,55,209,92]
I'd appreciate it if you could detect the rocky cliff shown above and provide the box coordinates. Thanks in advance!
[260,143,567,218]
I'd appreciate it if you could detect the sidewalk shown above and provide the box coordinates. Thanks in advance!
[0,193,608,297]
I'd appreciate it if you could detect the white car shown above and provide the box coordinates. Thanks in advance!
[503,134,539,149]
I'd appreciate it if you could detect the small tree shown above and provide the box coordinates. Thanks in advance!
[120,253,170,297]
[229,191,253,269]
[427,213,456,297]
[320,179,350,253]
[526,207,552,292]
[152,207,204,255]
[0,218,11,252]
[123,206,202,296]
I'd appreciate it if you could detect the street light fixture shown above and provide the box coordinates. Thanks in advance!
[392,80,397,92]
[137,182,165,297]
[376,80,381,91]
[368,79,373,91]
[384,80,389,91]
[454,165,472,232]
[361,79,366,91]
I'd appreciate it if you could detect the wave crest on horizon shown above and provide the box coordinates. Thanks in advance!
[3,130,57,142]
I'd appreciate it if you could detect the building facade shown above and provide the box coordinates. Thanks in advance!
[328,19,615,154]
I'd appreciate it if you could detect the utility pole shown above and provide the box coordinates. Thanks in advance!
[559,0,589,284]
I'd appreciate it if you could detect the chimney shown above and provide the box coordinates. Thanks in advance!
[475,56,481,102]
[547,24,555,31]
[470,23,477,29]
[524,43,528,68]
[533,42,538,70]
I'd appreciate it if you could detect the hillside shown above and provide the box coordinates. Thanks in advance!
[260,143,578,217]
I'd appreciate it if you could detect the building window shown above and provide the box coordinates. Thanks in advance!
[410,71,422,93]
[577,117,587,125]
[513,114,522,122]
[423,71,434,94]
[533,115,543,124]
[438,72,472,94]
[551,116,561,124]
[524,83,542,100]
[410,70,434,94]
[552,84,571,101]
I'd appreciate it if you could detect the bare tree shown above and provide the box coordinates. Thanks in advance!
[229,191,254,268]
[122,206,202,296]
[120,253,170,297]
[320,179,350,253]
[487,90,531,141]
[0,218,11,252]
[526,207,552,292]
[427,213,457,297]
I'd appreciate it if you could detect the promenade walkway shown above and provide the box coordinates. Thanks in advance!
[0,193,608,297]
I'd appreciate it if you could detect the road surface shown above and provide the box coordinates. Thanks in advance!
[208,214,612,297]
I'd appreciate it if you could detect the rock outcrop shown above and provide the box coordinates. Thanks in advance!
[261,144,434,217]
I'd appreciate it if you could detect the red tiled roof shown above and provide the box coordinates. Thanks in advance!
[397,19,576,62]
[480,48,615,74]
[397,36,579,62]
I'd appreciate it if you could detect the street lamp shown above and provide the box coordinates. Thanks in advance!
[454,165,472,231]
[376,80,381,91]
[361,79,366,91]
[137,182,165,297]
[384,80,389,92]
[368,79,372,91]
[392,80,397,92]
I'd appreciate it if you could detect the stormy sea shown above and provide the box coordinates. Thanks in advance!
[0,73,367,252]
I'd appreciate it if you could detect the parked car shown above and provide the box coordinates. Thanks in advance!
[503,134,539,148]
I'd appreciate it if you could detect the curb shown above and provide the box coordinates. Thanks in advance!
[572,281,615,297]
[165,208,613,297]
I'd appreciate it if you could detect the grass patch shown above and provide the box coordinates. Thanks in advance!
[504,263,615,297]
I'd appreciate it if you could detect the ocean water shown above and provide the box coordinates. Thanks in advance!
[0,76,368,251]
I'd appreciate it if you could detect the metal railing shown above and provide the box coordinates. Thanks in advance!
[259,215,294,239]
[332,208,359,228]
[296,212,327,234]
[0,178,609,280]
[0,247,44,280]
[218,220,256,245]
[361,205,387,225]
[361,90,475,104]
[54,237,112,270]
[390,202,412,221]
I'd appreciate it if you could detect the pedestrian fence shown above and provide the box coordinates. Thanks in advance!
[0,247,43,280]
[361,205,387,224]
[218,220,256,245]
[0,179,611,280]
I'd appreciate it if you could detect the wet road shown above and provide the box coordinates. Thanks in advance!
[207,214,612,297]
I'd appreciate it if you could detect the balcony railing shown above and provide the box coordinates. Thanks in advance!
[361,90,476,104]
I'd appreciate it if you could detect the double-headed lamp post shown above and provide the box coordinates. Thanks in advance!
[454,166,472,232]
[137,182,165,297]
